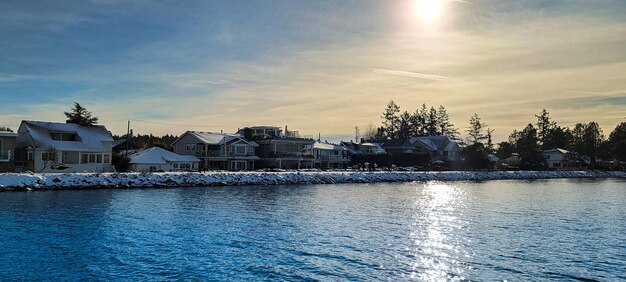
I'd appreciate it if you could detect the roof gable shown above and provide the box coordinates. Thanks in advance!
[21,120,113,152]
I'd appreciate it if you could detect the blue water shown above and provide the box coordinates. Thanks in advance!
[0,179,624,280]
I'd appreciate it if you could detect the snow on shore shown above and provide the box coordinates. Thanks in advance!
[0,170,624,190]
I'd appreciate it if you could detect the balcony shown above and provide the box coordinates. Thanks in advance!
[317,155,350,162]
[205,151,257,158]
[269,152,314,159]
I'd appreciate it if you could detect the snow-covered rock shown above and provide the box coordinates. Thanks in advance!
[0,171,624,190]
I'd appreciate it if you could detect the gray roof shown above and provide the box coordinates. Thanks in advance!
[383,136,460,152]
[0,131,17,138]
[130,147,200,164]
[175,131,258,146]
[20,121,113,152]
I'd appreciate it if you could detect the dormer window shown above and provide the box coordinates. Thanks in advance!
[50,131,79,141]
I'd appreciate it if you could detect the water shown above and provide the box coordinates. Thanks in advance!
[0,179,624,280]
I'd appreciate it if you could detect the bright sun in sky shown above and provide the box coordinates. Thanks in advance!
[417,0,443,23]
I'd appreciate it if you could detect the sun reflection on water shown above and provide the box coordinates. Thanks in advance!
[409,181,470,281]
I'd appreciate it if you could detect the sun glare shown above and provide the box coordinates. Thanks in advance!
[417,0,442,23]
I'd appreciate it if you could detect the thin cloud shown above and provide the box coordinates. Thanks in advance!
[372,69,451,82]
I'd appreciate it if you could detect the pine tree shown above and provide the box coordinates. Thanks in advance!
[381,100,400,139]
[535,109,555,148]
[64,102,99,126]
[607,123,626,163]
[516,124,546,170]
[427,107,438,136]
[436,105,459,140]
[466,113,487,145]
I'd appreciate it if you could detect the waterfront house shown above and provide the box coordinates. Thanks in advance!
[0,131,18,172]
[129,147,200,172]
[542,148,583,170]
[340,141,386,156]
[14,121,114,173]
[312,141,349,169]
[382,136,461,164]
[237,126,315,169]
[172,131,259,170]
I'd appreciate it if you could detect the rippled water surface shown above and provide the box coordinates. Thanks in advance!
[0,179,625,280]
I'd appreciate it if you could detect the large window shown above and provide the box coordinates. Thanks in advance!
[50,132,79,141]
[234,145,247,155]
[81,153,103,164]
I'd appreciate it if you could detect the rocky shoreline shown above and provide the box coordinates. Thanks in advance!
[0,170,624,191]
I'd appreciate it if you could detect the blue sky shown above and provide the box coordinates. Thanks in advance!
[1,0,626,141]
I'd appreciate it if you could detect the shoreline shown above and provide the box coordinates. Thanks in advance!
[0,170,625,191]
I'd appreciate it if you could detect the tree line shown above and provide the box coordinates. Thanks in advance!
[364,100,626,170]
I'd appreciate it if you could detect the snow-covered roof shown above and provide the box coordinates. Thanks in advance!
[174,131,258,147]
[20,121,113,152]
[0,131,17,138]
[543,148,569,154]
[130,147,200,164]
[313,141,345,151]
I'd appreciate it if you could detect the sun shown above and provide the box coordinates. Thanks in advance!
[417,0,443,23]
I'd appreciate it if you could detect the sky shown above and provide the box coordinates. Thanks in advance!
[1,0,625,142]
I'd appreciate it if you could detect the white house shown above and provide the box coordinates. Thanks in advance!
[543,148,573,169]
[15,121,115,173]
[312,141,349,169]
[0,131,18,172]
[172,131,259,170]
[129,147,200,172]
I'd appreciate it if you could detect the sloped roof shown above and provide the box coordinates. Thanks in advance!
[175,131,258,147]
[313,141,345,151]
[21,121,113,152]
[0,131,17,138]
[130,147,200,164]
[544,148,569,154]
[381,138,411,148]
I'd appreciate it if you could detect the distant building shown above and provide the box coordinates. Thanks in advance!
[238,126,315,169]
[129,147,200,172]
[312,141,349,169]
[381,136,461,163]
[172,131,259,171]
[0,131,18,172]
[340,141,386,156]
[14,121,114,173]
[543,148,583,170]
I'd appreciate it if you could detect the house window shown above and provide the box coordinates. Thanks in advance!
[27,151,33,161]
[81,153,102,164]
[186,144,196,151]
[103,154,110,164]
[235,145,246,155]
[42,152,55,161]
[553,163,561,168]
[50,132,78,141]
[173,163,178,168]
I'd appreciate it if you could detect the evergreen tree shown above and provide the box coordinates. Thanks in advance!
[436,105,459,140]
[381,100,400,139]
[416,104,428,135]
[516,124,546,170]
[486,128,495,153]
[535,108,555,148]
[466,113,487,145]
[544,126,571,150]
[426,107,438,136]
[496,141,515,159]
[398,111,413,138]
[64,102,99,126]
[607,122,626,163]
[569,122,604,168]
[583,122,604,167]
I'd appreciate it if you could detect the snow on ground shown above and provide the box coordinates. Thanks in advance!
[0,171,624,190]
